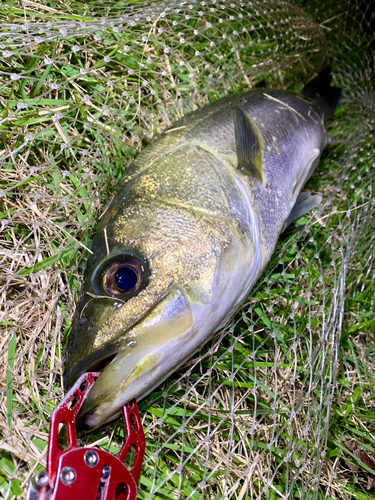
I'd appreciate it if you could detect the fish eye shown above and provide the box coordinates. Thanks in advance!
[103,259,144,298]
[114,266,137,292]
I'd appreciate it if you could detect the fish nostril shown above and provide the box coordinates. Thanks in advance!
[78,316,88,326]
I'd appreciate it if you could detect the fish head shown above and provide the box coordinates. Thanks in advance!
[63,172,248,430]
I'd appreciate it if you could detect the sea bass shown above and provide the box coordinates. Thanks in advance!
[64,68,340,430]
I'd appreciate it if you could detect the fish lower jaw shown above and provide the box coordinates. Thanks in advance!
[78,351,163,430]
[79,324,214,429]
[77,325,203,430]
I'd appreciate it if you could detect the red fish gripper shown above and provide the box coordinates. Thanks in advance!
[26,372,145,500]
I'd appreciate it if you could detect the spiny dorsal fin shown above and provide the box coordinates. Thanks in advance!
[234,105,264,185]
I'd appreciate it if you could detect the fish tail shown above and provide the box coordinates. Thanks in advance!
[302,66,342,117]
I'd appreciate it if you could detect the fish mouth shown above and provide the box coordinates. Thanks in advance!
[76,348,162,431]
[71,286,195,431]
[64,346,119,392]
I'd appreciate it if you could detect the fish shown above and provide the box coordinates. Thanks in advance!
[64,67,341,430]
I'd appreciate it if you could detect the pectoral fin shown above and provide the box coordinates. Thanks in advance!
[281,191,322,235]
[234,105,264,184]
[293,148,320,196]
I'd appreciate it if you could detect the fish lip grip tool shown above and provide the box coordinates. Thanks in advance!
[26,372,145,500]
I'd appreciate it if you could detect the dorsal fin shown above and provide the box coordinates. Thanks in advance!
[234,105,265,185]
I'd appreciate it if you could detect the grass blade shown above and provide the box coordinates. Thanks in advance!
[6,332,16,429]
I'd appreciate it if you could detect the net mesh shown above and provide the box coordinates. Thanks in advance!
[0,0,374,498]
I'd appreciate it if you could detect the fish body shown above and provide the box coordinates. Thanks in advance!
[64,68,340,430]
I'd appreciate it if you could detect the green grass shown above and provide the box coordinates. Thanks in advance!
[0,0,374,499]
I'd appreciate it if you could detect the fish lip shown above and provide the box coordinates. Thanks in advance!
[76,350,162,431]
[76,408,100,433]
[63,346,118,390]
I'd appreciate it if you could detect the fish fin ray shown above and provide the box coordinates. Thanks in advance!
[234,105,265,184]
[282,192,322,233]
